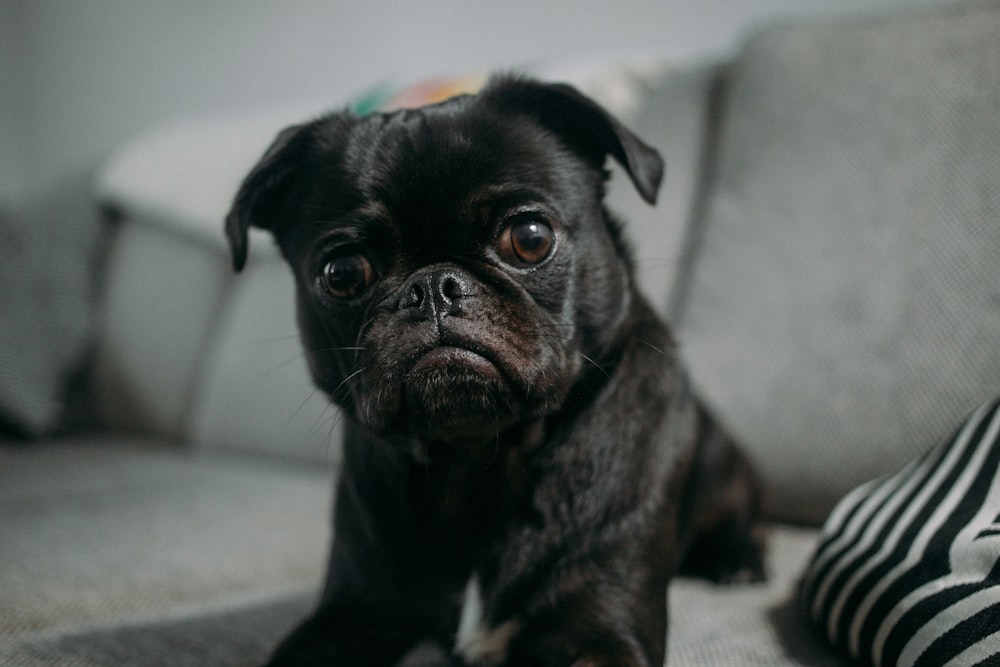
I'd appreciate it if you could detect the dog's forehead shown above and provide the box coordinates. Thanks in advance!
[316,100,584,237]
[353,98,555,179]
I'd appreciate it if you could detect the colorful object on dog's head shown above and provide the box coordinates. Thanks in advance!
[349,74,488,116]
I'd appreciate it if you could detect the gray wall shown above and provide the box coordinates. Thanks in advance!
[1,0,954,201]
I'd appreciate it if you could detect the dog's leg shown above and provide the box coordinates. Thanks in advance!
[263,427,476,667]
[396,641,466,667]
[450,559,669,667]
[676,406,767,584]
[501,584,670,667]
[263,606,428,666]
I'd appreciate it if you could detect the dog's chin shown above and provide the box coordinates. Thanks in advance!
[404,347,520,441]
[365,346,525,445]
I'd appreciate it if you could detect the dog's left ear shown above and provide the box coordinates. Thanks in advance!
[484,77,664,205]
[225,123,310,272]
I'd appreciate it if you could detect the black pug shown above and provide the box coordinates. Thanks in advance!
[226,75,765,667]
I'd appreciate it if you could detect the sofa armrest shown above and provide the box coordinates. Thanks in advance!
[89,219,233,439]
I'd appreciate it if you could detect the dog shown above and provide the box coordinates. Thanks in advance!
[225,75,765,667]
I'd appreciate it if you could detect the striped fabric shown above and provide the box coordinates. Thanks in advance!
[801,397,1000,666]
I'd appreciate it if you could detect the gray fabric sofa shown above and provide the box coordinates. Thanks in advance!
[3,1,998,665]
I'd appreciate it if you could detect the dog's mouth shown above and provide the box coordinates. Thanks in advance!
[351,314,573,445]
[398,341,517,440]
[409,344,504,381]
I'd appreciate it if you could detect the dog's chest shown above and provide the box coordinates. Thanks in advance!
[454,574,520,665]
[409,449,537,662]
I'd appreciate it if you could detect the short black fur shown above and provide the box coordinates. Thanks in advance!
[226,75,765,667]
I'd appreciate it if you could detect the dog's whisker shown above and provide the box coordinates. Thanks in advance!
[261,351,310,378]
[577,353,612,380]
[515,323,673,360]
[329,367,366,402]
[308,403,337,442]
[286,388,322,429]
[323,410,346,464]
[489,432,501,470]
[631,337,668,357]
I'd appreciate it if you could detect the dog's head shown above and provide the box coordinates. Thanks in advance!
[226,76,663,449]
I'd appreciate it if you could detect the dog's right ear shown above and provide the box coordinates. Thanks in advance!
[482,76,664,206]
[225,123,309,272]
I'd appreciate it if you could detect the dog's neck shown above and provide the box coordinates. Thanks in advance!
[410,418,546,469]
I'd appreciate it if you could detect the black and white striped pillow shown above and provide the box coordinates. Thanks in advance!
[801,397,1000,667]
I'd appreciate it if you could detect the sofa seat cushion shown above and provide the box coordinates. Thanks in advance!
[0,592,314,667]
[0,437,331,650]
[668,526,846,666]
[2,512,839,666]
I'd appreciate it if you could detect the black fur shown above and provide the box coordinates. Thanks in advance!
[226,75,765,667]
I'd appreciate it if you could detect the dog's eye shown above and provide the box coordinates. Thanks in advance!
[321,252,374,299]
[500,219,555,266]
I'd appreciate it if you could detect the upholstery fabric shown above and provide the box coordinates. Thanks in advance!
[89,223,233,437]
[606,63,725,320]
[0,455,845,666]
[188,259,344,463]
[0,438,330,644]
[0,174,106,438]
[671,0,1000,524]
[802,397,1000,667]
[0,593,314,667]
[668,527,850,667]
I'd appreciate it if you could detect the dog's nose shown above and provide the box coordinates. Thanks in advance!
[398,267,475,320]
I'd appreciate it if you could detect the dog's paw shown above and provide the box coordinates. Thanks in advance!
[710,541,768,585]
[395,641,465,667]
[679,517,768,585]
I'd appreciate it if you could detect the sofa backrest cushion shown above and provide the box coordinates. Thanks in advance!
[671,0,1000,524]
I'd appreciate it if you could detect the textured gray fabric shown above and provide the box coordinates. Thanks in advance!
[0,174,106,438]
[1,513,836,666]
[673,0,1000,524]
[0,438,330,640]
[604,64,724,320]
[668,527,850,667]
[0,592,313,667]
[89,222,234,438]
[189,259,346,464]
